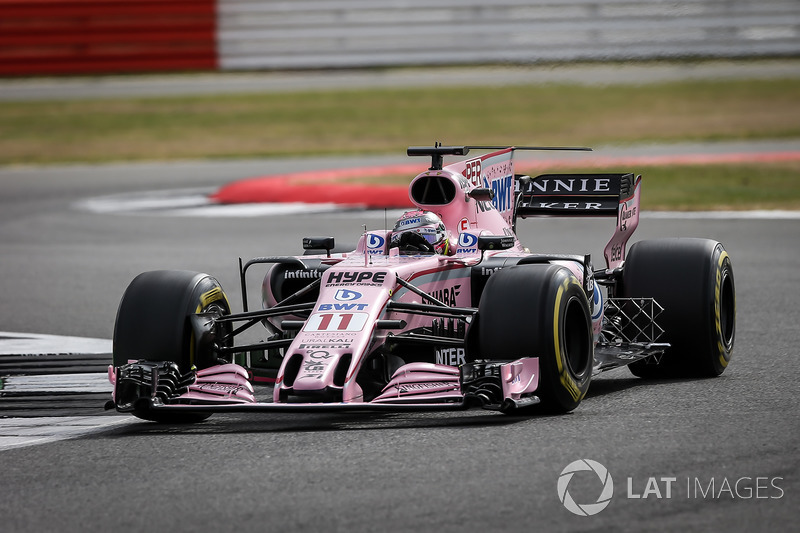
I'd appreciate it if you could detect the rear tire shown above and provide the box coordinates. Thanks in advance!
[113,270,232,423]
[622,239,735,378]
[477,264,593,413]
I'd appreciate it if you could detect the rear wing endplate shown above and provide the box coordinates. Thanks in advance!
[514,173,642,270]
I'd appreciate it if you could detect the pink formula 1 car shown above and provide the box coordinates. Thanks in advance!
[108,145,736,422]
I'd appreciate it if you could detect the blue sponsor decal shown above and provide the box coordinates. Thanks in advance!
[366,234,385,249]
[591,284,603,320]
[457,232,479,253]
[319,303,369,311]
[397,217,422,228]
[491,175,514,213]
[458,232,478,248]
[334,289,362,302]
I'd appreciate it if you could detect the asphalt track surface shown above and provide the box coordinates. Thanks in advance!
[1,145,799,532]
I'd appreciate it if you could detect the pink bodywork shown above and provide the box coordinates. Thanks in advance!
[109,363,255,405]
[604,176,642,270]
[270,148,535,405]
[183,365,255,404]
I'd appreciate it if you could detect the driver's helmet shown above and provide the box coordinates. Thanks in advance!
[390,210,449,254]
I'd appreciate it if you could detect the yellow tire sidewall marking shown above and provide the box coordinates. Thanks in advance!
[554,278,584,402]
[714,250,732,368]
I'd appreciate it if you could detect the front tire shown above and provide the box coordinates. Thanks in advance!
[113,270,232,423]
[477,264,593,413]
[622,238,735,378]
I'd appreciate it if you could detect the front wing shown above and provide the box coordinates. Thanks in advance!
[107,359,542,415]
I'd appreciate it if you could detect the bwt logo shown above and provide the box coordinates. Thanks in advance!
[458,232,478,248]
[366,234,385,249]
[557,459,614,516]
[397,217,421,228]
[334,289,362,301]
[490,175,514,213]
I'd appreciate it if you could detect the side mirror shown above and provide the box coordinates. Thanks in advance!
[478,236,515,251]
[303,236,335,257]
[468,188,495,202]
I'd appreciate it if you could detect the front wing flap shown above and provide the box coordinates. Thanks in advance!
[108,358,541,414]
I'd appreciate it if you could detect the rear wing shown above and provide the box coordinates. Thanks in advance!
[515,173,635,217]
[514,173,642,270]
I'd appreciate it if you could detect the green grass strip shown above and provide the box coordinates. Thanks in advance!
[0,78,798,165]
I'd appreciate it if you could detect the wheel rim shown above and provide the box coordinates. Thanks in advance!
[206,303,232,344]
[719,271,735,350]
[563,296,591,378]
[188,301,232,368]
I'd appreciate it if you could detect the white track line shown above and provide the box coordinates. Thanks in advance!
[74,187,214,214]
[0,333,126,452]
[167,202,343,217]
[0,331,111,355]
[2,373,111,393]
[0,416,134,451]
[644,210,800,219]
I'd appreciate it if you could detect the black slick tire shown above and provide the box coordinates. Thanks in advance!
[622,238,735,378]
[113,270,232,423]
[477,264,593,414]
